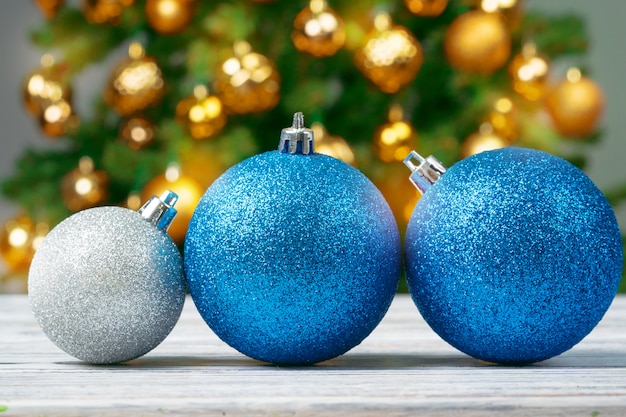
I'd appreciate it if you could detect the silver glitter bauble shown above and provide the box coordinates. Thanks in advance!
[28,191,186,364]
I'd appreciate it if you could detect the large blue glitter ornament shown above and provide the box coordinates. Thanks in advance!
[403,148,623,365]
[185,113,402,365]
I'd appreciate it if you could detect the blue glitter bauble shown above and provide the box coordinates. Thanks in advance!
[405,148,623,364]
[184,151,402,365]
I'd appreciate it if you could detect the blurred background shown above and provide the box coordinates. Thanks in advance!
[0,0,626,292]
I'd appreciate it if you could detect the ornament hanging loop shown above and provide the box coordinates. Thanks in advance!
[404,150,447,194]
[138,190,178,232]
[279,112,315,155]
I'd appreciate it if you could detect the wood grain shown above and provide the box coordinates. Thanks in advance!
[1,294,625,416]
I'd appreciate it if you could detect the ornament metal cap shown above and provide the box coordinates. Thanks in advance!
[138,190,179,232]
[404,150,447,194]
[279,112,315,155]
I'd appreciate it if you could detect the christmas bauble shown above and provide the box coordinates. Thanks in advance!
[373,164,421,232]
[28,191,186,364]
[310,122,355,166]
[508,42,549,101]
[175,85,227,140]
[185,113,402,365]
[214,41,280,115]
[82,0,134,25]
[460,122,508,158]
[292,0,346,58]
[404,0,448,17]
[145,0,197,35]
[444,10,511,75]
[545,68,605,138]
[141,164,204,243]
[35,0,64,19]
[484,96,518,143]
[178,142,227,189]
[372,104,418,163]
[0,214,48,273]
[403,148,623,364]
[104,42,164,117]
[23,55,72,117]
[119,116,155,150]
[61,157,109,212]
[355,13,423,94]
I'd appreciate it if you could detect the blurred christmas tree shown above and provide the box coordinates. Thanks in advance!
[1,0,622,292]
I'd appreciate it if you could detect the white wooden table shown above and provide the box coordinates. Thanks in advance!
[1,294,625,416]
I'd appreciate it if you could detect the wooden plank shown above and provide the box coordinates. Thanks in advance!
[1,294,626,416]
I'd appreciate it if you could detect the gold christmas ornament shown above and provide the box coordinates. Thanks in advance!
[478,0,524,30]
[119,116,155,150]
[508,42,549,101]
[23,55,78,138]
[82,0,134,24]
[214,41,281,115]
[140,163,204,243]
[373,104,418,162]
[355,13,423,94]
[23,55,71,117]
[311,122,356,166]
[104,42,165,117]
[179,143,227,189]
[485,96,518,143]
[175,85,227,140]
[404,0,448,17]
[145,0,197,35]
[61,156,109,212]
[35,0,65,19]
[0,214,49,273]
[545,68,605,138]
[374,164,420,230]
[292,0,346,58]
[444,10,511,75]
[461,122,508,158]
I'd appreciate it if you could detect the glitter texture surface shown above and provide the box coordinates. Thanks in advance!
[405,148,623,364]
[28,207,186,364]
[185,150,402,365]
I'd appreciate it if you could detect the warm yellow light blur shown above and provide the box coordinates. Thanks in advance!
[481,0,517,13]
[165,163,181,182]
[374,13,392,32]
[494,97,513,113]
[74,177,94,196]
[309,0,326,14]
[128,42,145,59]
[130,125,148,142]
[156,0,177,17]
[461,123,508,158]
[567,67,582,83]
[373,106,418,163]
[311,123,356,166]
[8,227,29,248]
[202,97,222,117]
